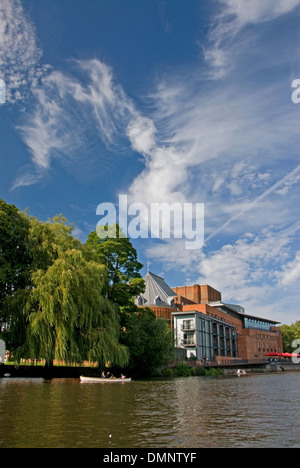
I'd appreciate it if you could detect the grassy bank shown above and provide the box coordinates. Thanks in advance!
[156,361,223,378]
[1,360,224,379]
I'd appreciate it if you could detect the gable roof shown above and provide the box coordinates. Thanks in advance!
[135,271,177,308]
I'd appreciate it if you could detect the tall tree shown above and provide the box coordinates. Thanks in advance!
[23,249,128,367]
[0,200,32,336]
[28,214,81,272]
[281,321,300,353]
[2,213,82,352]
[120,307,174,376]
[0,199,31,303]
[85,225,145,307]
[3,212,128,367]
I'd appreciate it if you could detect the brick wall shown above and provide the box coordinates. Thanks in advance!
[181,303,243,332]
[172,284,221,304]
[238,327,283,360]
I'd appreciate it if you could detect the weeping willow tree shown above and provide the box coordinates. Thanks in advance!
[21,249,128,367]
[2,212,128,367]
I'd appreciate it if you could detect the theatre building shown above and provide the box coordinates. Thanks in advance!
[135,271,283,362]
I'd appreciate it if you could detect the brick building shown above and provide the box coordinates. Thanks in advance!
[135,272,283,362]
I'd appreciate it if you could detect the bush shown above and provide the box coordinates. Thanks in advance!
[155,362,224,378]
[173,361,192,377]
[159,367,174,377]
[192,366,206,376]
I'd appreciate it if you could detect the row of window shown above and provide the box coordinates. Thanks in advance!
[256,333,277,340]
[258,343,281,352]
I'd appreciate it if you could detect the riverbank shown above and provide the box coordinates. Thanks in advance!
[222,361,300,375]
[1,359,299,379]
[0,363,99,379]
[0,362,222,379]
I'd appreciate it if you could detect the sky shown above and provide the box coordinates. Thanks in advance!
[0,0,299,325]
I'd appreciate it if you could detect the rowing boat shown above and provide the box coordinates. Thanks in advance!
[80,375,131,383]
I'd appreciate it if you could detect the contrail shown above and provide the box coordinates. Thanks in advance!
[205,164,300,244]
[147,165,300,278]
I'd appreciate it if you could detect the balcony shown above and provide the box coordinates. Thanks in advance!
[181,339,196,347]
[181,324,195,331]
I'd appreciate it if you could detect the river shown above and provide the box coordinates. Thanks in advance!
[0,372,299,448]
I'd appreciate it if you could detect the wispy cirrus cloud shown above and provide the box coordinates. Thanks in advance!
[203,0,300,78]
[197,221,300,321]
[13,58,157,189]
[146,221,300,322]
[4,0,300,325]
[126,2,300,324]
[276,250,300,287]
[128,71,299,233]
[205,164,300,243]
[0,0,47,103]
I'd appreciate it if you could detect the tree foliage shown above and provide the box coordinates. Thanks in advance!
[120,307,174,376]
[1,208,128,367]
[25,249,128,366]
[281,321,300,353]
[85,225,145,306]
[1,201,173,375]
[0,199,31,304]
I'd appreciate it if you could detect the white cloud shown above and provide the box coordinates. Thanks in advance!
[221,0,300,26]
[126,70,299,236]
[144,222,300,323]
[205,164,300,243]
[144,238,204,276]
[14,59,142,187]
[4,0,299,326]
[0,0,45,103]
[203,0,300,78]
[276,251,300,287]
[194,224,300,323]
[126,115,156,157]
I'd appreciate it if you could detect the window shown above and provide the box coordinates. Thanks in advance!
[182,332,195,345]
[182,319,194,330]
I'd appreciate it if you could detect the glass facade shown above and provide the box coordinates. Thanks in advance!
[244,317,273,331]
[173,311,238,360]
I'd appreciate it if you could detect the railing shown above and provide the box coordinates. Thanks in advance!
[181,339,196,346]
[187,358,268,367]
[208,358,266,367]
[181,324,195,331]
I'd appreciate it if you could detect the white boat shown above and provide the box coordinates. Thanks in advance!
[236,369,247,376]
[80,375,131,383]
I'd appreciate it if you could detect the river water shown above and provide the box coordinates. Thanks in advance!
[0,372,299,448]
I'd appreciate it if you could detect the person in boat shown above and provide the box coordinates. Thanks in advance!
[101,371,106,378]
[121,374,126,379]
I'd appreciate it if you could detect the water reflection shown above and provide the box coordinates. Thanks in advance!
[0,373,299,448]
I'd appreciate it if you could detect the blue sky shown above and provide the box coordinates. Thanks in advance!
[0,0,300,325]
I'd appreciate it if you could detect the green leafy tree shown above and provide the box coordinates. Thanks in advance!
[120,307,174,376]
[3,212,128,367]
[85,225,145,306]
[22,249,128,367]
[281,321,300,353]
[0,199,31,304]
[28,214,81,272]
[2,213,82,353]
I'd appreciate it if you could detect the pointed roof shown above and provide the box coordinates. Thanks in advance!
[135,271,177,308]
